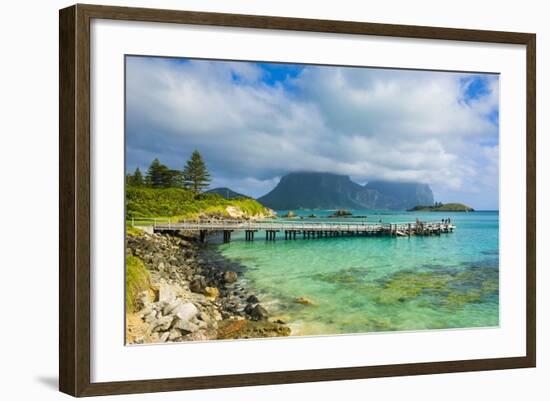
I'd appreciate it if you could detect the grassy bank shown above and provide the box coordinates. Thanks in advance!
[126,186,271,220]
[125,254,152,312]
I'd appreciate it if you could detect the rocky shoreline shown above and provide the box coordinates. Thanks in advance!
[126,230,290,344]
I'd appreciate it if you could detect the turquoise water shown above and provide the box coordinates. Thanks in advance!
[217,210,499,336]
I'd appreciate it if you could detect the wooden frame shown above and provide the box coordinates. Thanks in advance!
[59,3,536,397]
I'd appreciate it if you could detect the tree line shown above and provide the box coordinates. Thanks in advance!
[126,150,211,192]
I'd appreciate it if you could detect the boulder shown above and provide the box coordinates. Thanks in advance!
[204,287,220,300]
[152,315,173,332]
[162,299,182,316]
[168,329,182,341]
[158,283,175,303]
[246,295,259,303]
[137,305,153,319]
[250,304,269,321]
[173,302,198,322]
[244,303,255,315]
[173,319,199,333]
[144,311,157,324]
[295,296,314,305]
[190,277,207,294]
[223,271,238,284]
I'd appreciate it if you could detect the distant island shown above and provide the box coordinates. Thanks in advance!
[330,209,353,217]
[407,202,474,212]
[257,172,434,211]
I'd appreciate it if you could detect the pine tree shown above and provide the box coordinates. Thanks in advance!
[159,169,184,188]
[125,173,133,186]
[183,150,211,192]
[166,169,185,188]
[146,158,167,189]
[130,167,144,187]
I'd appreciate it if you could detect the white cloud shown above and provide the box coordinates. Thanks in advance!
[126,57,499,208]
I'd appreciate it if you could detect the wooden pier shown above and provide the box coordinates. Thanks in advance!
[132,218,455,243]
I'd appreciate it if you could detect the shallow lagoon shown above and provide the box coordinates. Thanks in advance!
[217,210,499,336]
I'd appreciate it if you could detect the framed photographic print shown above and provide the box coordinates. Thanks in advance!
[59,4,536,397]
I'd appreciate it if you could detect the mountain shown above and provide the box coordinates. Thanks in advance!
[363,181,435,211]
[206,187,249,199]
[257,172,434,211]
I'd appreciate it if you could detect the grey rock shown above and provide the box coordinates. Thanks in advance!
[162,299,182,316]
[137,306,153,319]
[223,271,238,283]
[144,312,157,324]
[246,295,259,303]
[250,304,269,321]
[158,283,175,303]
[197,312,210,323]
[173,319,199,333]
[168,329,182,341]
[159,332,170,342]
[173,302,198,322]
[190,277,207,294]
[152,315,174,332]
[244,303,255,315]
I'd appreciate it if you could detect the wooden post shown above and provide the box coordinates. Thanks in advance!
[199,230,206,244]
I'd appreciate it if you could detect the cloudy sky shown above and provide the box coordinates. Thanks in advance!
[126,56,499,210]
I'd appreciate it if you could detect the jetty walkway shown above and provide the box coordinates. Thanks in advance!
[131,218,455,243]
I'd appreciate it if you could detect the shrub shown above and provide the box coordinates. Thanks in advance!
[126,187,270,220]
[125,255,151,312]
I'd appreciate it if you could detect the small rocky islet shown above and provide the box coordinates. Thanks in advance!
[125,230,290,344]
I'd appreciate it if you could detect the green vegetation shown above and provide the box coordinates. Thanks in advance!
[145,158,184,188]
[312,266,498,309]
[126,151,270,221]
[125,255,151,312]
[408,202,474,212]
[126,223,145,237]
[331,209,353,217]
[126,167,144,187]
[126,186,270,220]
[183,150,211,192]
[127,150,209,191]
[206,187,248,199]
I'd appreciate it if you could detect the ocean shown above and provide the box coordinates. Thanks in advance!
[216,210,499,336]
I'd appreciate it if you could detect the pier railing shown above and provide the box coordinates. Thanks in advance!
[131,217,454,234]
